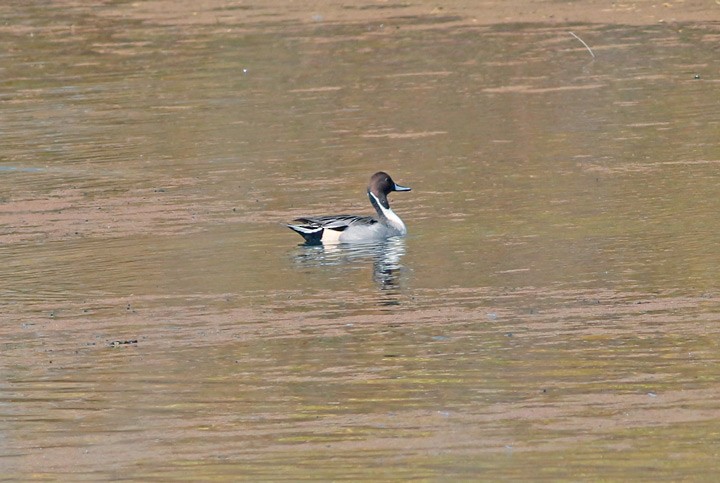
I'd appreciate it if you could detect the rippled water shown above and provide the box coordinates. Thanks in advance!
[2,2,720,479]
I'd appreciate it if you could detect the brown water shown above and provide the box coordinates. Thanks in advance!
[3,2,720,480]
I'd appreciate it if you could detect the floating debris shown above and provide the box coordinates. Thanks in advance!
[109,339,138,348]
[569,31,596,59]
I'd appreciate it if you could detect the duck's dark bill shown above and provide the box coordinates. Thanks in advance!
[394,184,411,192]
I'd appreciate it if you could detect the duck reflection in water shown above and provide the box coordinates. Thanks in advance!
[292,236,407,294]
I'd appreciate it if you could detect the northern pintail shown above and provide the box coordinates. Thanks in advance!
[287,171,411,244]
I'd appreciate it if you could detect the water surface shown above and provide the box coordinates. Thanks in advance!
[2,2,720,480]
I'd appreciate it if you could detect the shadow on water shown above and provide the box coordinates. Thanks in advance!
[291,237,407,296]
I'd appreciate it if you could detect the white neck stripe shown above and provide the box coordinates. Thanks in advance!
[370,191,407,235]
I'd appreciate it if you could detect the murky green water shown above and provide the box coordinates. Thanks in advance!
[2,2,720,480]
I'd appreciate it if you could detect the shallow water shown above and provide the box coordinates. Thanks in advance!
[2,2,720,480]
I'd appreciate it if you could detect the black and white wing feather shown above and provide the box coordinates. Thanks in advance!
[287,215,377,243]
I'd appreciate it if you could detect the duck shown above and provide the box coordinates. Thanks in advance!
[287,171,411,244]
